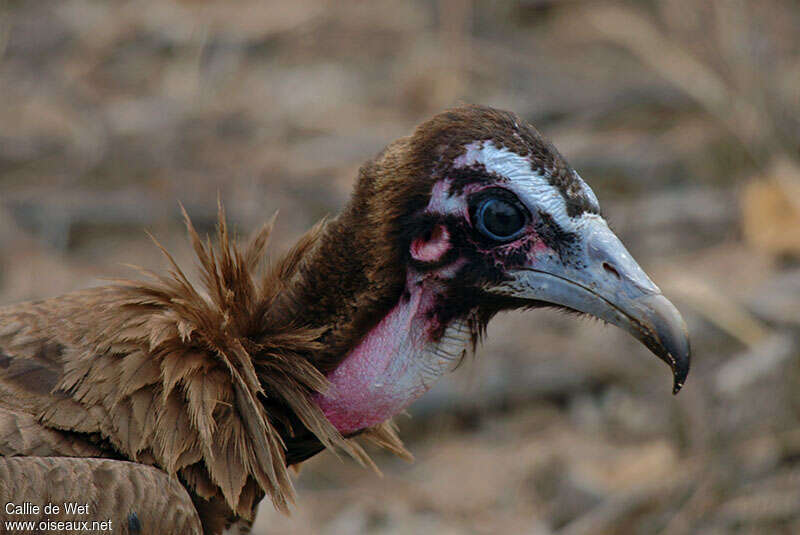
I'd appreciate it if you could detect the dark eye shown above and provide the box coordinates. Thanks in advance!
[476,198,527,241]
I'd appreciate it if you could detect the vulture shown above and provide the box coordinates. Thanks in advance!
[0,105,690,534]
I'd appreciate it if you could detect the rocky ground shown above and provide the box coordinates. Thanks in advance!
[1,1,799,533]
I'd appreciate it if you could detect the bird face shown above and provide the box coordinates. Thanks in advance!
[411,138,689,394]
[315,106,690,435]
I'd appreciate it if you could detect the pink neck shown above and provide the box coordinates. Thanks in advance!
[314,276,469,434]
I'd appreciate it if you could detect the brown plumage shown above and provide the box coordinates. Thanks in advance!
[0,457,202,534]
[0,105,690,534]
[0,204,407,532]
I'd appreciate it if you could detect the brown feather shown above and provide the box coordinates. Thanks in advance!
[0,204,407,530]
[0,457,203,534]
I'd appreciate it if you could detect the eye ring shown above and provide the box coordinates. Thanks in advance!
[476,197,527,242]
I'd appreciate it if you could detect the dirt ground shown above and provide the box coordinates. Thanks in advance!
[1,1,800,533]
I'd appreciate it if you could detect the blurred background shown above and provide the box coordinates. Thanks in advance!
[1,0,799,533]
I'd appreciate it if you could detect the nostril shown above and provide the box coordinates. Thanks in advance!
[602,262,621,280]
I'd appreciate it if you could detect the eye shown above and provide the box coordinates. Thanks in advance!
[476,197,527,241]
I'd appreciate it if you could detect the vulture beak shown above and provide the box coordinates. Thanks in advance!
[492,216,690,393]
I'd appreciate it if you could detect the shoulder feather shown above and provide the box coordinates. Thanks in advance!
[0,205,409,519]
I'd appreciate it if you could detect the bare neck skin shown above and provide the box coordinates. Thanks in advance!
[281,177,475,435]
[314,270,471,434]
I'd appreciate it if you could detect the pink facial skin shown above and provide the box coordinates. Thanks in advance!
[315,208,465,435]
[314,277,442,434]
[410,225,450,263]
[315,175,548,435]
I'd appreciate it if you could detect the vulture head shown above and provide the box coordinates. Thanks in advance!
[302,105,691,435]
